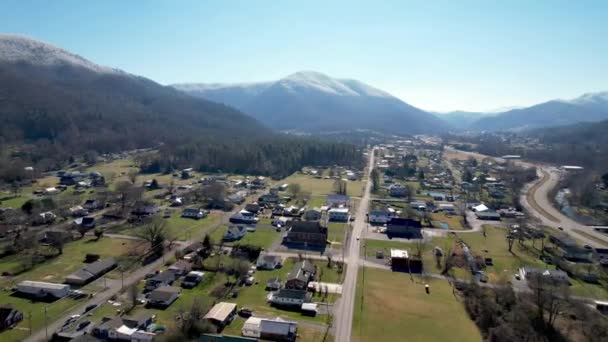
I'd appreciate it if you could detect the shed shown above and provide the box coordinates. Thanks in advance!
[204,302,237,327]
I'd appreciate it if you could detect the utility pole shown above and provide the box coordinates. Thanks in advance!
[44,306,48,341]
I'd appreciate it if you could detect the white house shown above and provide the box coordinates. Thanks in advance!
[267,289,312,306]
[368,210,394,224]
[256,254,283,270]
[17,281,70,298]
[181,208,206,219]
[328,208,349,222]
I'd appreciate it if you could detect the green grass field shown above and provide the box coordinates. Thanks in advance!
[0,237,142,342]
[0,237,143,286]
[430,212,465,230]
[307,195,327,208]
[281,173,364,197]
[352,267,481,342]
[162,213,222,241]
[327,223,347,246]
[208,225,281,250]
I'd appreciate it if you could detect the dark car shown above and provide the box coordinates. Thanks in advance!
[239,308,253,318]
[77,320,91,331]
[84,304,97,313]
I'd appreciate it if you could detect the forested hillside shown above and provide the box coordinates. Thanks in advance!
[0,36,362,182]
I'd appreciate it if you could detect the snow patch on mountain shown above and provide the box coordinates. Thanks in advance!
[0,34,120,74]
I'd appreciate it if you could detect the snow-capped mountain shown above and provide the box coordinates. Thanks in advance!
[471,91,608,131]
[173,71,447,134]
[0,34,120,74]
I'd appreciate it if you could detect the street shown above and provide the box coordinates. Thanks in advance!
[334,147,374,342]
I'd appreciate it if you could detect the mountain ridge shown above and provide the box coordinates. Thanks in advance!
[173,71,447,134]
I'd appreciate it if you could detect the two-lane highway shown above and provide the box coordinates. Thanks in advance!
[334,148,375,342]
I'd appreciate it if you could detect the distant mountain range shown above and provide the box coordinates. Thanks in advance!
[469,92,608,131]
[433,111,495,130]
[173,71,448,134]
[0,34,267,154]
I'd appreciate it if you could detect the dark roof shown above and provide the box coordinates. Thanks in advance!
[150,270,176,282]
[274,289,310,300]
[148,286,180,302]
[84,258,117,275]
[387,218,422,228]
[326,194,350,202]
[122,312,153,328]
[289,221,326,234]
[287,268,308,283]
[260,319,297,336]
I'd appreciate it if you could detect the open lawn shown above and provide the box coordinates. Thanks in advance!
[0,291,86,342]
[307,195,327,208]
[281,174,364,197]
[430,212,465,230]
[0,237,143,286]
[327,223,347,246]
[162,213,222,241]
[208,225,281,250]
[352,267,481,342]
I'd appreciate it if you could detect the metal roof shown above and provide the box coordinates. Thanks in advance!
[204,302,237,322]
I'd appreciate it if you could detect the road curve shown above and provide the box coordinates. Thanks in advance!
[334,148,374,342]
[520,165,608,247]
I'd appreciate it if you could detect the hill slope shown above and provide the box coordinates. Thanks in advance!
[173,71,447,134]
[0,35,363,179]
[0,34,268,154]
[471,92,608,131]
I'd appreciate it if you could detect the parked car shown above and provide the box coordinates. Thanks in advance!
[84,304,97,313]
[239,308,253,318]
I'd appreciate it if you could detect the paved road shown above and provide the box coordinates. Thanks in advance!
[520,166,608,247]
[445,146,608,247]
[334,148,374,342]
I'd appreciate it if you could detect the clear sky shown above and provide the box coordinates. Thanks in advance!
[2,0,607,112]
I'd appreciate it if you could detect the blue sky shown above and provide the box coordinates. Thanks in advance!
[2,0,607,111]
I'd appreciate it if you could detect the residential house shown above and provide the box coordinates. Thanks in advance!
[285,261,316,290]
[325,194,350,208]
[475,211,501,221]
[145,271,176,291]
[388,184,408,197]
[147,286,180,308]
[549,234,593,262]
[259,193,281,205]
[328,208,349,222]
[283,221,328,248]
[268,289,312,307]
[167,260,192,276]
[182,271,205,288]
[94,313,154,340]
[386,218,422,239]
[16,281,70,299]
[65,258,117,286]
[245,203,262,214]
[251,176,266,189]
[368,210,395,224]
[182,208,207,219]
[204,302,237,328]
[229,211,258,224]
[227,193,246,204]
[223,225,247,242]
[256,254,283,270]
[519,267,569,285]
[0,305,23,331]
[75,216,96,230]
[390,249,423,273]
[83,199,103,211]
[242,317,297,342]
[131,204,159,218]
[409,201,427,211]
[436,203,456,214]
[303,208,322,221]
[266,277,282,291]
[69,205,88,217]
